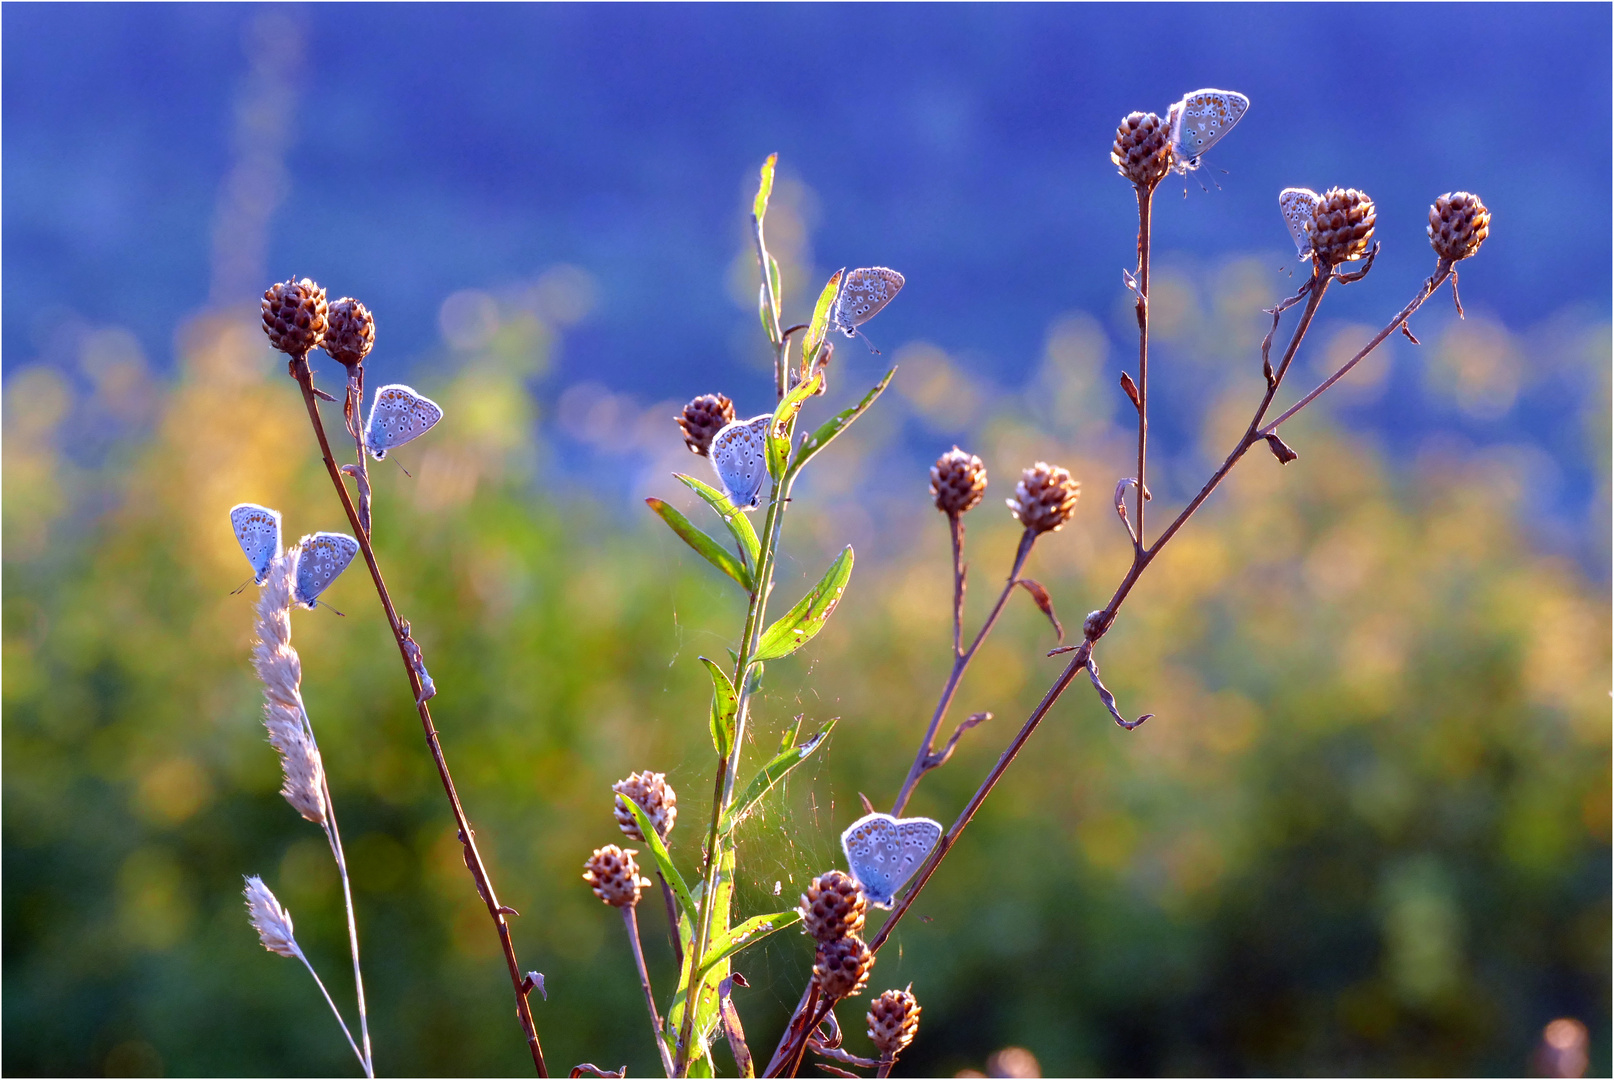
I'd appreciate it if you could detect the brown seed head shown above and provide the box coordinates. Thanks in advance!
[261,278,328,357]
[582,845,648,908]
[1309,188,1376,266]
[323,298,375,369]
[799,869,867,943]
[677,393,736,457]
[1007,462,1081,535]
[612,771,678,842]
[1427,192,1490,263]
[866,987,922,1058]
[930,447,988,515]
[813,933,873,1000]
[1111,112,1172,189]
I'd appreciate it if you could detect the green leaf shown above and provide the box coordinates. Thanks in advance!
[720,719,836,837]
[701,657,738,757]
[768,254,783,320]
[696,909,803,981]
[620,795,695,922]
[800,270,844,373]
[752,153,777,224]
[675,474,761,574]
[789,367,897,477]
[646,498,752,591]
[753,546,853,662]
[766,369,822,481]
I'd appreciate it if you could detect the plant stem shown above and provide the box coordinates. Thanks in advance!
[623,906,676,1078]
[1134,185,1153,549]
[289,354,549,1077]
[889,529,1035,815]
[293,945,369,1075]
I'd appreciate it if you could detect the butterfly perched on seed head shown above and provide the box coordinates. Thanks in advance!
[1279,187,1320,258]
[230,503,283,586]
[1167,88,1250,174]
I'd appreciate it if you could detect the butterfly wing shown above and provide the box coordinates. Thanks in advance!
[293,532,360,609]
[1279,187,1320,257]
[1170,88,1250,169]
[365,384,444,460]
[709,414,771,510]
[832,267,905,338]
[840,812,942,909]
[230,503,283,585]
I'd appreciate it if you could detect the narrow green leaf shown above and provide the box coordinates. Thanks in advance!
[800,270,844,373]
[675,474,761,572]
[696,909,803,981]
[766,369,821,480]
[752,153,777,224]
[621,796,695,921]
[720,719,836,837]
[753,546,853,662]
[701,657,738,757]
[768,254,783,320]
[757,283,772,341]
[646,498,752,591]
[789,367,897,477]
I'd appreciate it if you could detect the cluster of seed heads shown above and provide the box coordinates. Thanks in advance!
[799,870,874,1000]
[677,393,736,457]
[612,771,677,842]
[582,845,648,908]
[1111,111,1172,190]
[1309,187,1377,266]
[1007,462,1082,535]
[1428,192,1491,263]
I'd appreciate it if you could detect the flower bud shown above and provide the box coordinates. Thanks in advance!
[813,934,873,1000]
[323,297,375,370]
[261,278,328,357]
[1007,462,1081,535]
[677,393,736,457]
[800,870,867,943]
[1309,188,1376,266]
[612,771,677,842]
[930,447,988,515]
[1427,192,1490,263]
[1111,112,1172,189]
[583,845,648,908]
[866,987,921,1058]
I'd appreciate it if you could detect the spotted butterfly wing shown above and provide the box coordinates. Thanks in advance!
[1279,187,1320,258]
[829,267,905,338]
[840,811,944,909]
[364,383,444,461]
[1168,88,1250,173]
[708,414,772,511]
[230,503,283,585]
[293,532,359,610]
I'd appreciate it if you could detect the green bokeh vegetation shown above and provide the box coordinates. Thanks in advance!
[4,283,1608,1077]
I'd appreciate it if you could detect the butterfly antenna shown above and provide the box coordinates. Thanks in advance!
[391,457,413,478]
[230,578,252,596]
[320,600,348,617]
[856,328,882,356]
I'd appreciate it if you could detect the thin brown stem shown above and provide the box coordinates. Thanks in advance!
[623,906,676,1078]
[890,529,1036,815]
[657,874,684,968]
[1134,185,1153,549]
[949,512,965,659]
[289,354,548,1077]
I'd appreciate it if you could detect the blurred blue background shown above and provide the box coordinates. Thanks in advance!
[4,4,1609,1078]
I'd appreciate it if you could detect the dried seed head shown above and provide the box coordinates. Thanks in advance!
[243,875,299,959]
[583,845,648,908]
[866,987,922,1058]
[1427,192,1490,263]
[799,869,867,943]
[1309,188,1376,266]
[1007,462,1081,535]
[251,554,327,827]
[677,393,736,456]
[261,278,328,357]
[1111,112,1172,189]
[612,771,678,842]
[930,447,988,516]
[813,933,873,1000]
[323,297,375,370]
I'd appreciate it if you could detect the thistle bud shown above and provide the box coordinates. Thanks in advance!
[677,393,736,457]
[612,771,678,842]
[930,447,988,515]
[1309,188,1376,266]
[867,987,922,1058]
[1427,192,1490,263]
[1111,112,1172,189]
[800,870,867,943]
[813,934,873,1000]
[322,298,375,370]
[261,278,328,357]
[1007,462,1081,535]
[582,845,649,908]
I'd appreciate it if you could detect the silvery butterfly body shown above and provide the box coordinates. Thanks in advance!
[1279,187,1320,258]
[230,503,283,585]
[840,811,943,909]
[1168,88,1250,174]
[709,414,772,511]
[829,267,905,340]
[293,532,360,610]
[364,383,443,460]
